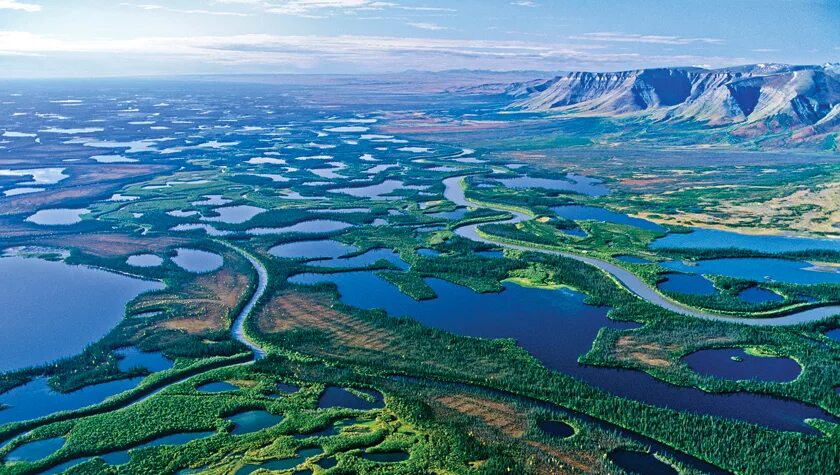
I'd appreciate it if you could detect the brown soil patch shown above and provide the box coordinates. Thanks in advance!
[257,291,395,352]
[614,335,675,369]
[526,441,601,475]
[0,184,114,215]
[41,233,188,258]
[435,393,526,438]
[434,393,599,474]
[151,265,250,335]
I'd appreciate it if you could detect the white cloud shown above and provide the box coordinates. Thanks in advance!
[511,1,536,6]
[0,30,750,75]
[0,0,41,12]
[570,32,724,45]
[122,3,250,16]
[407,22,447,31]
[211,0,453,17]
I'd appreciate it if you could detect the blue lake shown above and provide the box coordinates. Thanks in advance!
[318,387,385,410]
[738,287,784,304]
[683,348,801,382]
[269,240,357,260]
[227,410,284,435]
[196,381,239,393]
[235,448,323,475]
[248,220,352,235]
[661,258,840,285]
[329,180,403,200]
[552,205,665,232]
[609,449,677,475]
[537,420,575,438]
[310,249,408,270]
[171,248,224,273]
[427,208,468,221]
[497,174,609,196]
[657,273,717,295]
[116,348,173,373]
[0,256,162,372]
[126,254,163,267]
[4,437,64,462]
[0,377,142,426]
[289,271,836,433]
[101,431,216,466]
[203,205,265,224]
[651,228,840,253]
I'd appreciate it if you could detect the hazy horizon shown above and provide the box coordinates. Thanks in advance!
[0,0,838,78]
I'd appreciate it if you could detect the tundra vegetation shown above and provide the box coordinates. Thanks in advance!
[1,80,839,474]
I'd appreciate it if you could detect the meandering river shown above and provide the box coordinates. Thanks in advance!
[443,176,840,327]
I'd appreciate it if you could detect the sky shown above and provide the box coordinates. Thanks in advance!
[0,0,838,77]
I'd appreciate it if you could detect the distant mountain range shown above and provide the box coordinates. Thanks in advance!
[499,64,840,148]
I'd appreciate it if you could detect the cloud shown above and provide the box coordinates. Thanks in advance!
[511,1,537,6]
[210,0,454,17]
[122,3,250,16]
[0,30,750,75]
[570,32,724,45]
[0,0,41,12]
[407,22,448,31]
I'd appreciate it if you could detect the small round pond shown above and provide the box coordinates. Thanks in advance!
[537,420,575,439]
[227,410,284,435]
[126,254,164,267]
[683,348,801,382]
[172,248,223,273]
[608,449,677,475]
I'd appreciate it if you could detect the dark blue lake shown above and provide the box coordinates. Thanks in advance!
[101,431,216,466]
[661,258,840,285]
[227,410,284,435]
[235,448,323,475]
[537,420,575,438]
[196,381,239,393]
[608,449,677,475]
[650,228,840,253]
[657,273,717,295]
[171,248,223,273]
[310,249,408,270]
[289,271,836,433]
[683,348,801,382]
[552,205,665,232]
[116,348,173,373]
[497,174,609,196]
[738,287,783,304]
[4,437,64,462]
[427,208,468,221]
[0,377,142,426]
[0,256,162,372]
[318,387,384,410]
[269,240,357,260]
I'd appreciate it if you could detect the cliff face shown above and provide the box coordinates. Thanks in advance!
[508,64,840,138]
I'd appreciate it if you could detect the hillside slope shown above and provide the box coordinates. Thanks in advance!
[505,64,840,147]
